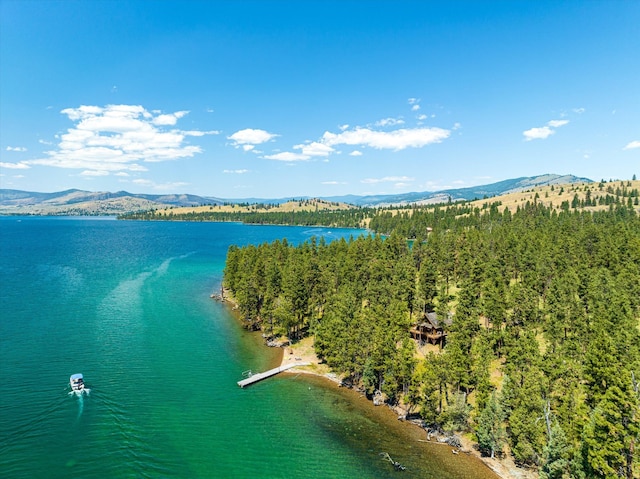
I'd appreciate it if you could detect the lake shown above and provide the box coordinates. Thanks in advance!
[0,217,498,478]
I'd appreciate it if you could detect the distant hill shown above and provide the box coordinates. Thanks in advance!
[0,189,222,206]
[465,178,640,215]
[152,198,356,217]
[323,174,593,206]
[0,189,224,215]
[0,174,593,215]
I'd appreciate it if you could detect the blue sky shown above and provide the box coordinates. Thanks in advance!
[1,1,638,198]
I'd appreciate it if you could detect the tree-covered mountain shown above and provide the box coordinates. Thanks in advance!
[223,200,640,478]
[324,174,593,206]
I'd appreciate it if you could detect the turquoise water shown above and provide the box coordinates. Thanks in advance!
[0,217,497,478]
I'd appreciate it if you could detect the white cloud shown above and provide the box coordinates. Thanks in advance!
[361,176,414,184]
[6,146,27,152]
[416,114,427,121]
[80,170,109,176]
[375,118,405,127]
[624,140,640,150]
[523,126,554,141]
[547,119,569,128]
[523,119,569,141]
[115,172,129,177]
[349,150,363,156]
[263,151,310,162]
[321,180,347,185]
[339,124,350,131]
[321,126,450,150]
[61,105,104,120]
[293,141,334,157]
[0,162,30,169]
[27,104,216,173]
[228,128,278,146]
[152,111,189,126]
[182,130,219,137]
[223,169,250,174]
[408,98,421,111]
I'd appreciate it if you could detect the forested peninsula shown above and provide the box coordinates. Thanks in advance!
[223,186,640,478]
[119,198,371,227]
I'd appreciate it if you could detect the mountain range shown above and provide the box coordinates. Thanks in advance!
[0,173,592,215]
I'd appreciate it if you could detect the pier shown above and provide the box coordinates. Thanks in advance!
[237,362,310,388]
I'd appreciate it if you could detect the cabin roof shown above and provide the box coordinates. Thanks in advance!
[424,312,452,328]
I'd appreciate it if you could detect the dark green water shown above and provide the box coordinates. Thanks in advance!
[0,217,498,478]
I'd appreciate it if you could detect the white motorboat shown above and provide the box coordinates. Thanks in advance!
[69,373,89,395]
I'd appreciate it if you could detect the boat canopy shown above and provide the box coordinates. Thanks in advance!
[70,373,83,381]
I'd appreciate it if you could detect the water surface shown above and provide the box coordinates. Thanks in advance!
[0,217,497,478]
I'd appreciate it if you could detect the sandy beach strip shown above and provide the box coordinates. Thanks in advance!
[279,336,537,479]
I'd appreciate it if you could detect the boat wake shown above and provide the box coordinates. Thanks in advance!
[68,388,91,396]
[69,387,90,425]
[75,393,84,422]
[156,252,194,276]
[69,373,90,423]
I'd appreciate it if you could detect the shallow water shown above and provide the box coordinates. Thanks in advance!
[0,217,497,478]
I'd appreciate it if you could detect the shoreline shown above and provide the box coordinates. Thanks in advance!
[279,337,537,479]
[216,291,536,479]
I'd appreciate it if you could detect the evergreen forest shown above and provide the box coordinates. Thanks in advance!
[120,207,371,227]
[223,200,640,478]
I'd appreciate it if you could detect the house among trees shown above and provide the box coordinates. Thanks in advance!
[410,311,452,346]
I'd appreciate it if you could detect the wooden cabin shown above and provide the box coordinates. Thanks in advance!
[410,312,452,346]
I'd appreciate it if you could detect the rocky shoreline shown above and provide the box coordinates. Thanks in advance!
[214,289,537,479]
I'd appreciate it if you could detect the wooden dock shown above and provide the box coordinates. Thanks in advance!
[237,362,310,388]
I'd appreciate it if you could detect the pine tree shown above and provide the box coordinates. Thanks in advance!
[582,384,640,478]
[476,391,506,458]
[540,423,584,479]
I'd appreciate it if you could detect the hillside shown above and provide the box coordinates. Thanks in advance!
[223,200,640,477]
[0,174,595,216]
[368,179,640,235]
[153,198,356,216]
[325,173,592,206]
[466,178,640,214]
[0,189,222,216]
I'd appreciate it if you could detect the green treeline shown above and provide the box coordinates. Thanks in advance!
[119,207,373,227]
[223,202,640,478]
